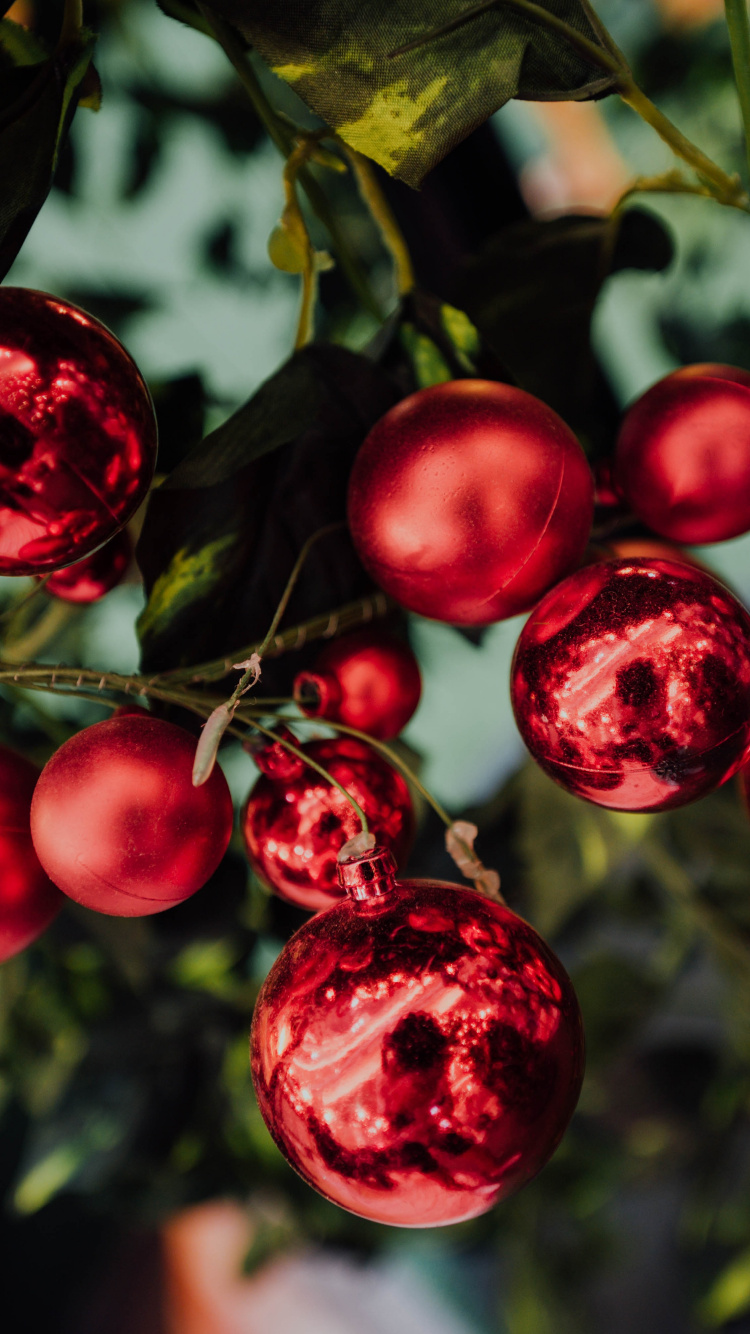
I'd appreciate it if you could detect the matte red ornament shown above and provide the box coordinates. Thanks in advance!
[0,288,157,575]
[43,528,132,603]
[251,846,584,1227]
[30,715,233,916]
[347,380,594,625]
[0,745,62,961]
[293,628,422,741]
[511,558,750,812]
[615,364,750,544]
[242,734,414,912]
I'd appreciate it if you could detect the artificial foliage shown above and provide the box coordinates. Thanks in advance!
[6,1,750,1332]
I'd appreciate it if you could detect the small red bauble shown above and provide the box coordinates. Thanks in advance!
[0,745,62,961]
[242,734,414,912]
[30,715,233,916]
[0,288,157,575]
[347,380,594,625]
[43,528,132,603]
[511,558,750,812]
[293,628,422,741]
[615,364,750,544]
[251,846,584,1227]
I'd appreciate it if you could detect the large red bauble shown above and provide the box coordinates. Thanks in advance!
[0,745,62,961]
[0,288,157,575]
[242,734,414,912]
[44,528,132,603]
[30,716,233,916]
[615,364,750,544]
[251,845,584,1227]
[511,558,750,812]
[347,380,594,625]
[293,628,422,741]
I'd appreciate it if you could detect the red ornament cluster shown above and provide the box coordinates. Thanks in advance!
[293,627,421,741]
[30,715,233,916]
[0,745,62,961]
[511,558,750,812]
[242,733,414,912]
[0,288,157,575]
[347,380,594,625]
[251,846,584,1227]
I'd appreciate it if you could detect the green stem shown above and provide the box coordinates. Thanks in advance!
[59,0,84,49]
[337,143,416,295]
[242,716,370,835]
[198,5,385,321]
[617,76,748,206]
[642,839,750,974]
[725,0,750,181]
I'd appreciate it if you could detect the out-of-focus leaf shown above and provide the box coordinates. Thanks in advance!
[515,761,652,936]
[136,344,398,674]
[205,1,618,186]
[456,207,674,445]
[373,288,514,396]
[0,17,97,279]
[699,1245,750,1327]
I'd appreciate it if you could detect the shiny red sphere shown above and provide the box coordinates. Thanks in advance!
[0,288,157,575]
[242,735,414,912]
[293,628,422,741]
[511,558,750,812]
[615,364,750,544]
[0,745,62,961]
[347,380,594,625]
[30,716,233,916]
[251,846,584,1227]
[44,528,132,603]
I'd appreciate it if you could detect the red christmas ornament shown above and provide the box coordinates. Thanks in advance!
[511,558,750,812]
[615,364,750,544]
[43,528,132,603]
[347,380,594,625]
[0,745,62,961]
[30,715,233,916]
[251,845,584,1227]
[242,733,414,912]
[293,628,422,741]
[0,287,157,575]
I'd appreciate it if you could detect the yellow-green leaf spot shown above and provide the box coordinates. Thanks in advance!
[441,303,481,373]
[136,536,236,641]
[399,323,452,389]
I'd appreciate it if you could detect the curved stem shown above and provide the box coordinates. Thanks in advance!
[337,143,415,295]
[725,0,750,182]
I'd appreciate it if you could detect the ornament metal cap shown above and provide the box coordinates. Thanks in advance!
[336,845,397,900]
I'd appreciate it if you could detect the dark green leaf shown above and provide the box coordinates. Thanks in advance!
[205,0,618,186]
[372,288,515,395]
[0,17,97,280]
[136,344,399,674]
[456,207,674,447]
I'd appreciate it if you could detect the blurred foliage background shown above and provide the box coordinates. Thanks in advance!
[7,1,750,1332]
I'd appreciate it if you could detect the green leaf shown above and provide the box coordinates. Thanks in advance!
[206,0,618,186]
[0,17,97,279]
[136,344,398,673]
[699,1246,750,1327]
[376,288,515,394]
[456,207,674,447]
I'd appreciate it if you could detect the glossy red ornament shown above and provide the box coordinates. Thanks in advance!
[0,745,62,961]
[511,558,750,812]
[0,288,157,575]
[242,734,414,912]
[615,364,750,544]
[347,380,594,625]
[43,528,132,603]
[251,845,584,1227]
[30,715,233,916]
[293,628,422,741]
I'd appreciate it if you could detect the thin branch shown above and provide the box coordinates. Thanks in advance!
[725,0,750,183]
